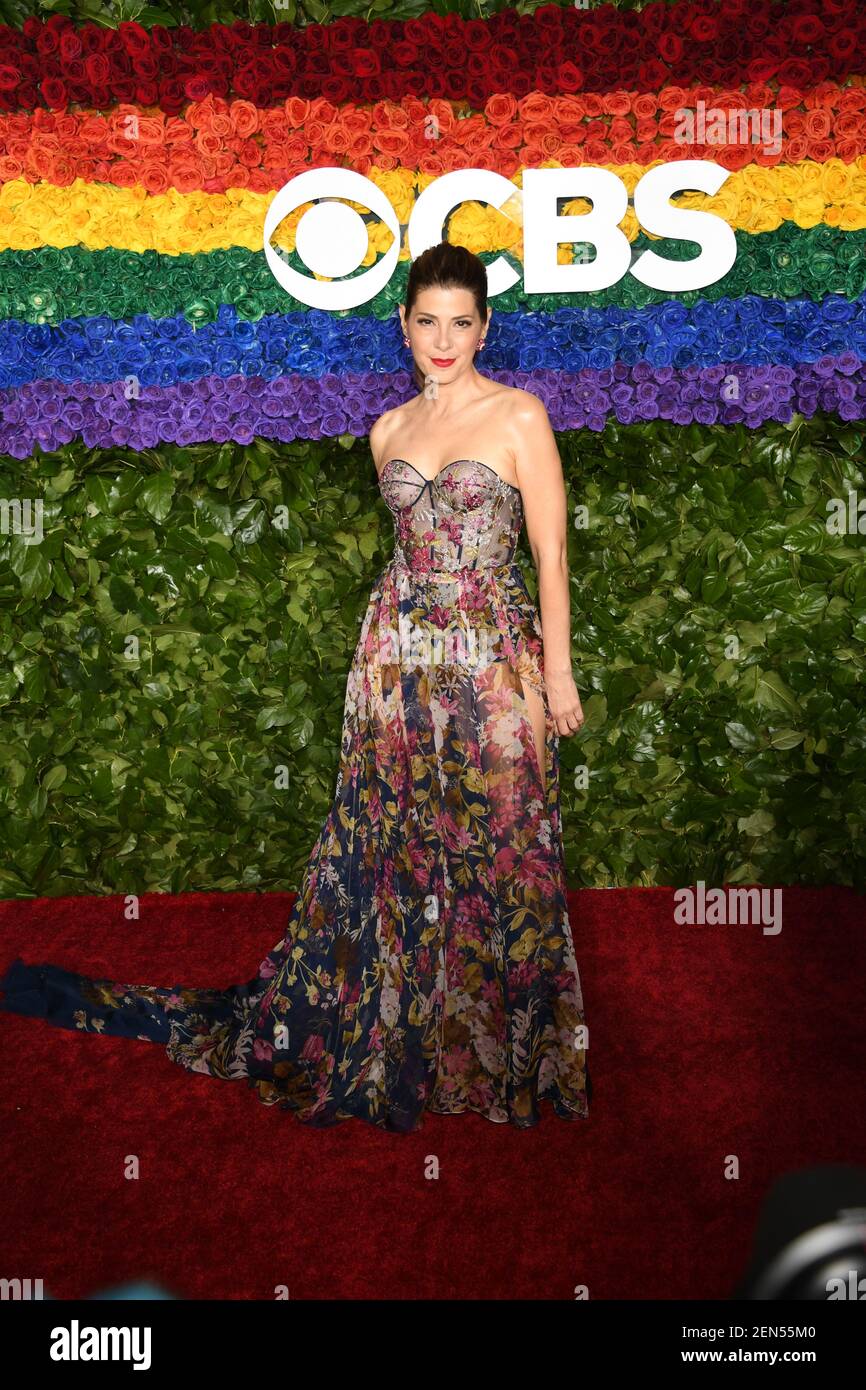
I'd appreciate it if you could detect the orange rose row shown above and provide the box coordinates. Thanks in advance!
[1,82,864,196]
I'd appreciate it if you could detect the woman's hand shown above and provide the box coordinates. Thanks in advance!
[546,672,585,736]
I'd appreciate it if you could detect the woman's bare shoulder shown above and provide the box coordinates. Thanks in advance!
[369,401,418,471]
[371,399,419,435]
[503,383,551,425]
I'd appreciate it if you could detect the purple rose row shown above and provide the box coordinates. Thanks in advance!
[2,358,864,458]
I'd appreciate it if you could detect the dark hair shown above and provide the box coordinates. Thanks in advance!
[403,242,489,389]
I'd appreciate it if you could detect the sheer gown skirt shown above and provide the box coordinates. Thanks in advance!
[0,557,589,1132]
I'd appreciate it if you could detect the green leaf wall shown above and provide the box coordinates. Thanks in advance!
[2,414,864,894]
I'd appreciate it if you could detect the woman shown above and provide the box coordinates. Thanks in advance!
[0,242,591,1132]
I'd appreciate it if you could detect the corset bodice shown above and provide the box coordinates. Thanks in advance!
[378,458,524,574]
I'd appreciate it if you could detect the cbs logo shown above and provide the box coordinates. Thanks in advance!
[263,161,736,311]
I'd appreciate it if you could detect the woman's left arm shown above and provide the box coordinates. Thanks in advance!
[507,392,585,737]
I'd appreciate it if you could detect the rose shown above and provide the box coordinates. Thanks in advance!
[183,74,213,103]
[158,80,186,114]
[118,21,151,59]
[84,53,110,87]
[40,77,68,108]
[130,54,159,83]
[230,99,259,138]
[194,128,223,158]
[168,160,202,195]
[234,137,260,169]
[58,29,82,63]
[137,161,171,195]
[207,111,232,139]
[34,24,60,57]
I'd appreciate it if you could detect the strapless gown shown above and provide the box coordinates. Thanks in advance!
[0,458,590,1132]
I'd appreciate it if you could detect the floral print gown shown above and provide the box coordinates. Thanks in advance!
[0,458,590,1132]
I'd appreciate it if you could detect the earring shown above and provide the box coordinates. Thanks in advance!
[403,336,410,346]
[477,339,485,350]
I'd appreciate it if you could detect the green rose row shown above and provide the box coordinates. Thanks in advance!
[1,223,863,329]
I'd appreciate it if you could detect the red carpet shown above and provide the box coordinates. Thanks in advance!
[0,885,863,1300]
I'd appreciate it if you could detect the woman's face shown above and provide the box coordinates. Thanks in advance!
[400,287,491,381]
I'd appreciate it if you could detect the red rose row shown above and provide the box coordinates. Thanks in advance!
[0,0,863,114]
[0,82,862,196]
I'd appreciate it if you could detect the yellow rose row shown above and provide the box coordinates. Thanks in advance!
[1,152,865,257]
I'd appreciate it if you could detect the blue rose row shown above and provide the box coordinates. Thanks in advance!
[2,295,866,389]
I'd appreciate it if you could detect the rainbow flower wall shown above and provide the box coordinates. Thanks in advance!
[2,2,866,449]
[0,0,865,895]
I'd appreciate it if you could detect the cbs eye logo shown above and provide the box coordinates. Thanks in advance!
[263,161,737,311]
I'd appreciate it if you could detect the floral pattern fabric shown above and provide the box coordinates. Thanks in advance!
[0,459,589,1132]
